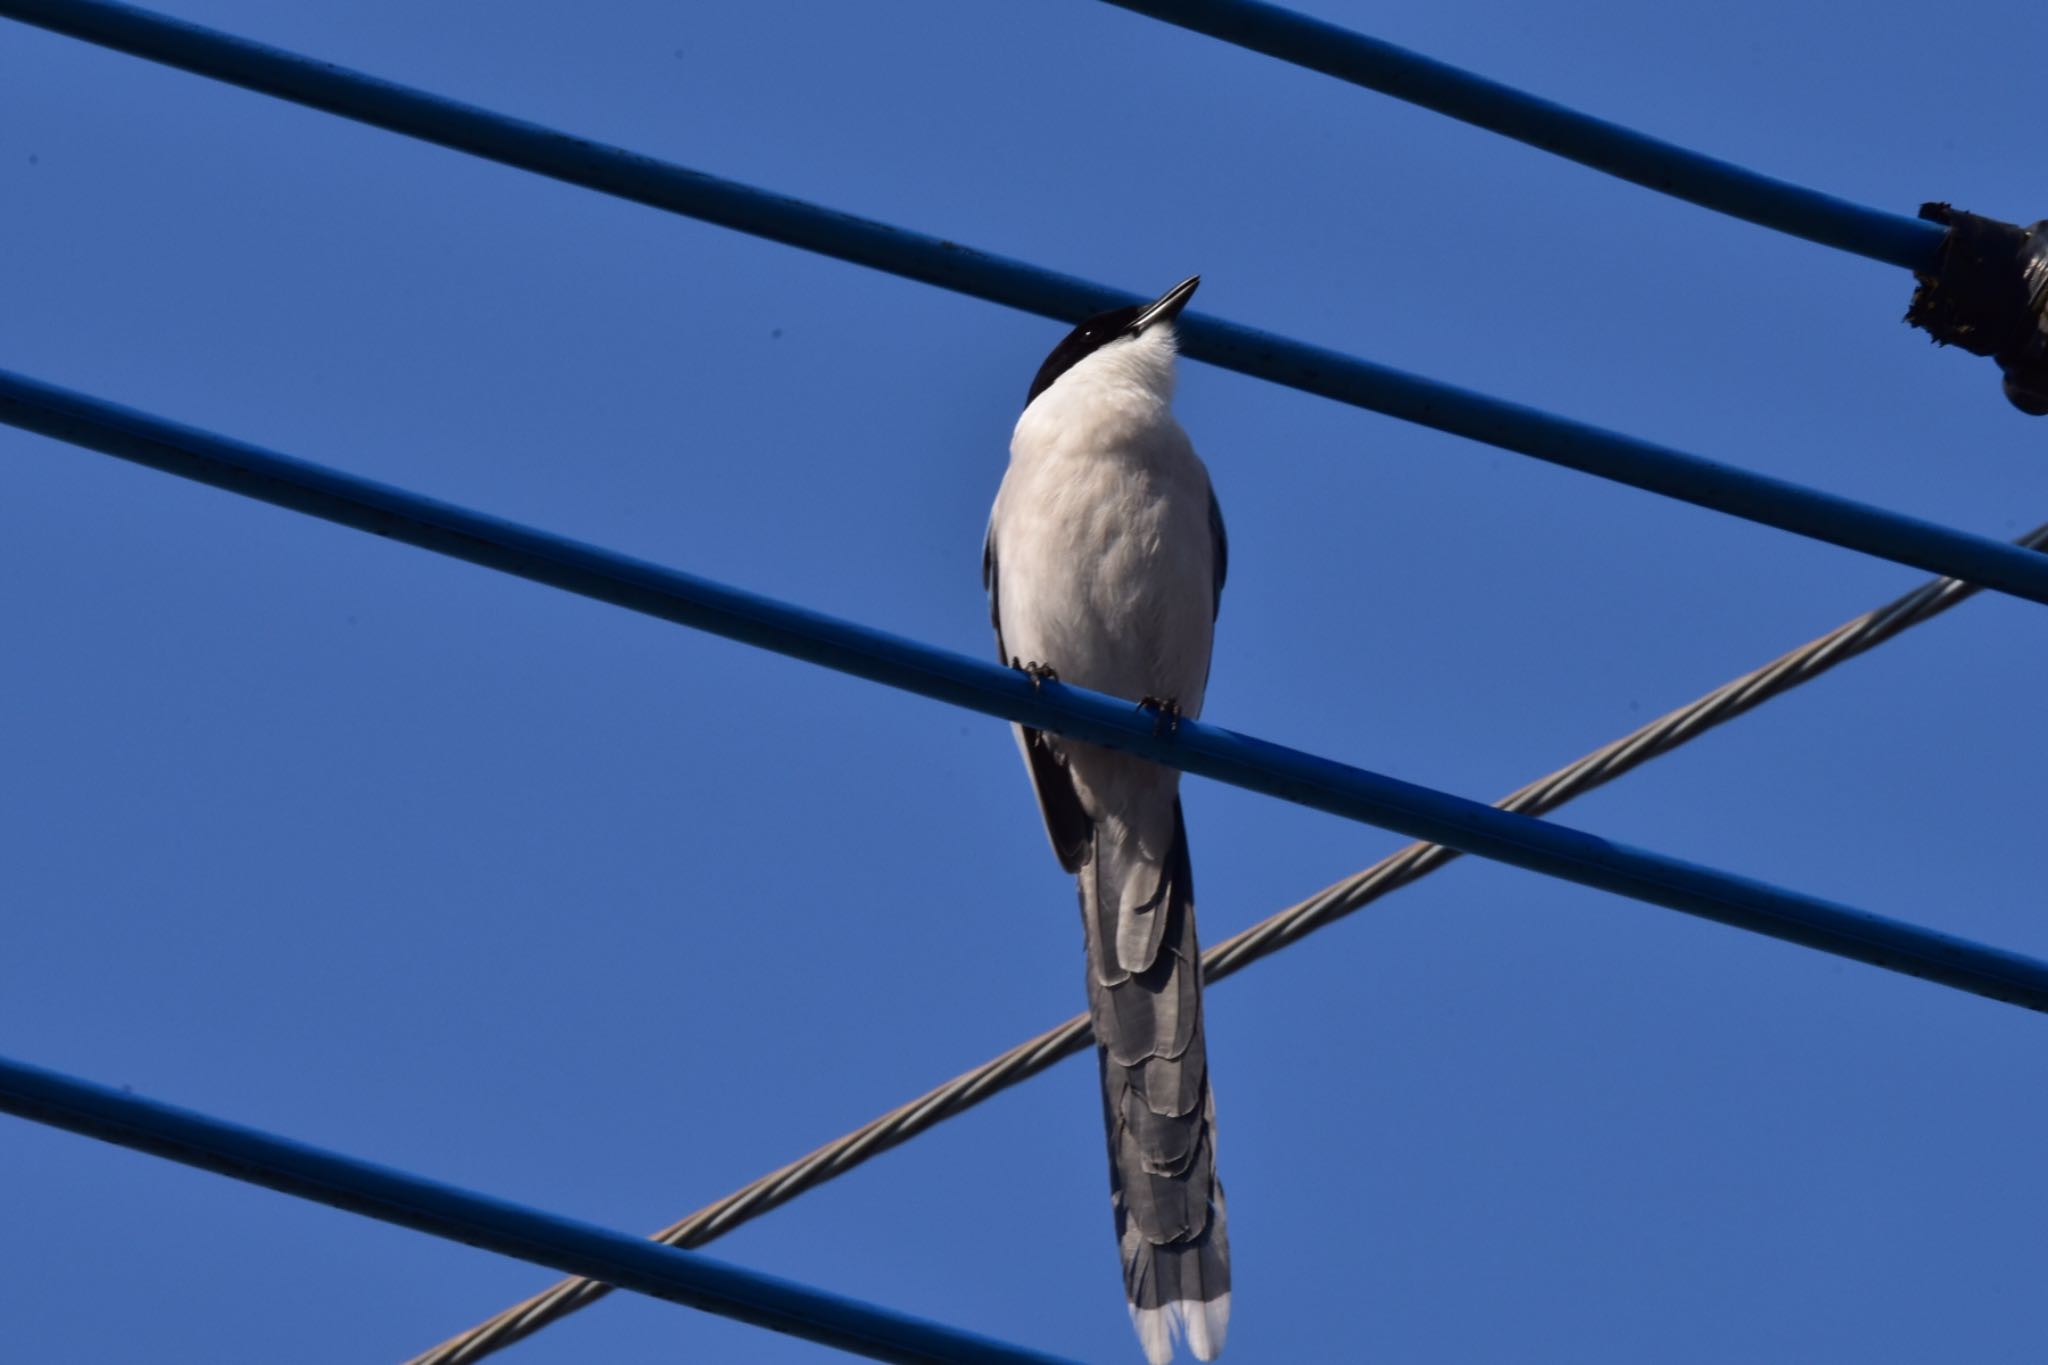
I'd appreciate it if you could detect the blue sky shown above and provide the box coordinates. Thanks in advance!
[4,1,2047,1361]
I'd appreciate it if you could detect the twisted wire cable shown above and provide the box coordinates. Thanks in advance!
[410,520,2048,1365]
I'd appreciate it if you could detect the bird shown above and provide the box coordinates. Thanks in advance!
[983,276,1230,1364]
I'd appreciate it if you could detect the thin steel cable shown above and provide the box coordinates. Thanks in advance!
[410,521,2048,1365]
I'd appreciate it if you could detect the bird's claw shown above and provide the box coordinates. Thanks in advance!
[1012,658,1060,690]
[1137,695,1183,736]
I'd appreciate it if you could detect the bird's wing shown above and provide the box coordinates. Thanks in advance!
[984,517,1090,872]
[1207,484,1228,620]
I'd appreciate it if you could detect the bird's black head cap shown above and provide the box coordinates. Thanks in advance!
[1025,276,1199,406]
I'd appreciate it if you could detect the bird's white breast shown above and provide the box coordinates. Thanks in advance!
[992,334,1218,719]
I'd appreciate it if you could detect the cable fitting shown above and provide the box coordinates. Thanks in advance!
[1906,203,2048,415]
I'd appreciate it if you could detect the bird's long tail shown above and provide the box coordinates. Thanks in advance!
[1079,799,1230,1364]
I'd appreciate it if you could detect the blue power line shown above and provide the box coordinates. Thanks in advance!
[3,0,2037,605]
[6,365,2048,1012]
[0,1051,1079,1365]
[0,6,2028,1363]
[1100,0,1944,270]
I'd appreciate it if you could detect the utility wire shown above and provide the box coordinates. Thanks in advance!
[3,0,2039,604]
[8,364,2047,1007]
[1100,0,1943,270]
[412,518,2048,1365]
[0,1052,1080,1365]
[1,5,2029,1350]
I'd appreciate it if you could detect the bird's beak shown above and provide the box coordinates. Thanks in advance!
[1128,275,1200,333]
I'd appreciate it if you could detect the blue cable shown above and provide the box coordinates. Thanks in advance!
[1,0,2034,604]
[0,1051,1079,1365]
[6,365,2048,1012]
[1102,0,1944,270]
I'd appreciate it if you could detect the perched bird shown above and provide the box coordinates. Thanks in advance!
[983,276,1230,1364]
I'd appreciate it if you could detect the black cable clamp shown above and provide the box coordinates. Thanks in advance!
[1906,203,2048,415]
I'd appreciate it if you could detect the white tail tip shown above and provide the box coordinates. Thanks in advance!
[1131,1293,1231,1363]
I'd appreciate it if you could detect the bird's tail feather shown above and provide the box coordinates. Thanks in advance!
[1080,800,1230,1364]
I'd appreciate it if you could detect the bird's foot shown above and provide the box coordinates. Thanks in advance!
[1012,658,1060,690]
[1137,696,1183,736]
